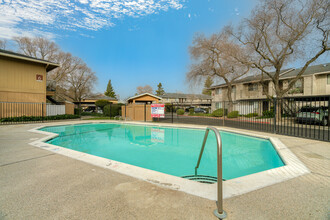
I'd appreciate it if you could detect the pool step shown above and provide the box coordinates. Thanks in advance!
[181,175,218,184]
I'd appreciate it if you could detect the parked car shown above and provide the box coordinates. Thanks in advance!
[296,106,328,126]
[194,108,207,114]
[83,107,95,113]
[185,107,194,113]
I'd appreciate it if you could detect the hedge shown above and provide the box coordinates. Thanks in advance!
[165,104,173,112]
[95,99,110,110]
[244,113,258,118]
[0,114,80,122]
[188,108,194,115]
[262,110,275,118]
[103,104,123,117]
[176,109,185,115]
[211,109,227,117]
[227,111,239,118]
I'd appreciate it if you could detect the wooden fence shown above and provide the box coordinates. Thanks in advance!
[121,104,152,121]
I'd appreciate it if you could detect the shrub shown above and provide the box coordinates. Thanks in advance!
[262,110,274,118]
[227,111,239,118]
[176,109,184,115]
[74,108,82,115]
[95,99,110,110]
[103,104,123,117]
[189,108,194,115]
[211,109,227,117]
[192,113,212,117]
[0,114,80,122]
[244,113,258,118]
[165,104,173,112]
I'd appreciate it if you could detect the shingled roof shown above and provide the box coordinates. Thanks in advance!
[160,93,211,100]
[210,63,330,89]
[0,49,59,72]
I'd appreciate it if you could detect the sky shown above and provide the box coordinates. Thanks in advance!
[1,0,260,99]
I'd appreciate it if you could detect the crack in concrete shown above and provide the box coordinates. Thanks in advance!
[0,153,55,167]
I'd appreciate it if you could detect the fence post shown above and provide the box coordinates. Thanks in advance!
[42,103,44,122]
[125,104,127,121]
[273,96,277,133]
[79,102,82,120]
[222,101,225,126]
[172,103,174,123]
[144,103,146,122]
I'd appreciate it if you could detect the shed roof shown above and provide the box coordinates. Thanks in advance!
[126,93,162,101]
[0,49,59,72]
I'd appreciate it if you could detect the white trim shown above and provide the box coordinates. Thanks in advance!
[310,71,330,76]
[126,93,162,101]
[28,121,310,201]
[0,51,59,71]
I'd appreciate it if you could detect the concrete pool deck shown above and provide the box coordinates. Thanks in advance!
[0,121,329,219]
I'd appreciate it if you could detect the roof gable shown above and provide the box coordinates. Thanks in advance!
[127,93,162,101]
[0,49,59,72]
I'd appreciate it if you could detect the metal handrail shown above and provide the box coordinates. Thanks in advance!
[195,126,227,219]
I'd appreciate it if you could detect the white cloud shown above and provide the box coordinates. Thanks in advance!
[234,8,240,16]
[0,0,185,39]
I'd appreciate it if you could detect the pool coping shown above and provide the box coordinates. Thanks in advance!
[28,120,310,201]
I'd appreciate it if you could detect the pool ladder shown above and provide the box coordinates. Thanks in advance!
[196,127,227,220]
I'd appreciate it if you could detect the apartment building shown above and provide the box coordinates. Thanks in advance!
[0,49,59,103]
[210,63,330,112]
[0,49,61,117]
[160,93,212,108]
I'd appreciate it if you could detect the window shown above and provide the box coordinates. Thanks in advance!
[231,86,236,94]
[289,78,303,94]
[248,83,258,91]
[215,88,222,95]
[295,78,303,88]
[215,102,222,109]
[327,74,330,85]
[262,83,269,95]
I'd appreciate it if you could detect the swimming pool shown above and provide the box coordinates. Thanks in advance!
[40,123,284,181]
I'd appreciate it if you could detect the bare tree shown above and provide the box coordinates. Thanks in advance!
[0,39,7,49]
[14,36,98,102]
[49,52,81,86]
[229,0,329,99]
[64,59,97,103]
[187,32,250,111]
[136,85,153,94]
[14,37,59,61]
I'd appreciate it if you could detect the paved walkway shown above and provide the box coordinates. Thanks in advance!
[0,122,329,219]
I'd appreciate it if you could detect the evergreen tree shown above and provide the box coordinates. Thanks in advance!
[202,76,213,96]
[104,80,116,98]
[155,83,165,96]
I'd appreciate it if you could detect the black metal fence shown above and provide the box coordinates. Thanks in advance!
[154,95,330,142]
[2,97,329,142]
[0,102,80,125]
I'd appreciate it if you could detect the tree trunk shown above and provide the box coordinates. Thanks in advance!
[226,84,233,113]
[275,96,282,125]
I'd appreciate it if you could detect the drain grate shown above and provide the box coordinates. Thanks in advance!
[181,175,219,184]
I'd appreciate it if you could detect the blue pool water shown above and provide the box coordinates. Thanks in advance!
[40,123,284,180]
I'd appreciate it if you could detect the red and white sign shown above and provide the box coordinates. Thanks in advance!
[36,74,43,82]
[151,104,165,118]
